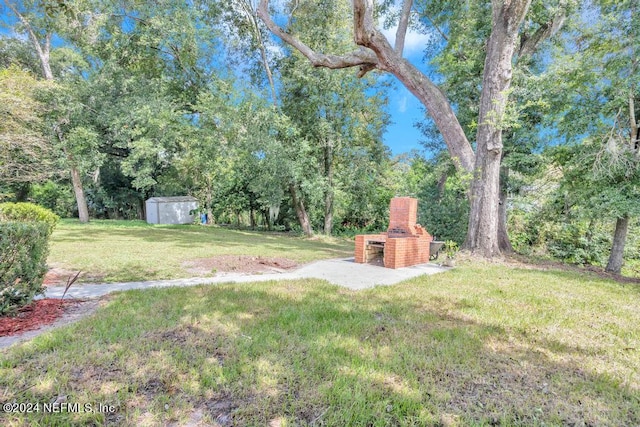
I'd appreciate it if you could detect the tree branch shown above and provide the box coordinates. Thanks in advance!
[630,91,638,150]
[3,0,53,80]
[236,0,278,105]
[518,2,567,59]
[257,0,378,71]
[395,0,413,55]
[352,0,378,47]
[258,0,475,173]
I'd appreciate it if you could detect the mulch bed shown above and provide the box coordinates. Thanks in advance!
[0,299,81,337]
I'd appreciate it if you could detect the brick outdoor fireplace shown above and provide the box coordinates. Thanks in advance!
[354,197,432,269]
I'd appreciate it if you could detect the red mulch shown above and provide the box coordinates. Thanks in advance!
[0,299,80,337]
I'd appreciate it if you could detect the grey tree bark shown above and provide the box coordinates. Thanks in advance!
[289,184,314,237]
[605,215,629,274]
[323,139,334,235]
[464,1,531,257]
[70,166,90,223]
[205,176,214,224]
[498,167,514,253]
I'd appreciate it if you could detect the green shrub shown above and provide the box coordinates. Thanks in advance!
[29,181,76,217]
[0,202,59,235]
[546,222,611,266]
[0,222,49,315]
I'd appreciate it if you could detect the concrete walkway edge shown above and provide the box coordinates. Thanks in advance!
[42,257,449,299]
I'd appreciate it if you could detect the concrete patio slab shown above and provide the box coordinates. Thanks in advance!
[291,258,448,290]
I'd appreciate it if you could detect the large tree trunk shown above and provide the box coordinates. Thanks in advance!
[464,0,530,257]
[263,210,271,230]
[605,214,629,274]
[68,162,90,223]
[205,176,214,224]
[57,138,91,223]
[289,184,313,237]
[323,140,334,235]
[250,203,256,229]
[259,0,535,257]
[498,166,514,253]
[70,166,89,223]
[324,191,334,235]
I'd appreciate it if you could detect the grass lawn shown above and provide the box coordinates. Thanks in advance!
[48,220,353,282]
[1,264,639,426]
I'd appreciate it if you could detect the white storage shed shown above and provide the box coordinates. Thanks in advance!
[145,196,198,225]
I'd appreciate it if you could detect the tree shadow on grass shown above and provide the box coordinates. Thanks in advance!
[509,255,640,287]
[2,280,639,426]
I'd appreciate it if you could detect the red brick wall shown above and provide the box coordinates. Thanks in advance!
[355,235,366,263]
[383,235,431,269]
[387,197,418,237]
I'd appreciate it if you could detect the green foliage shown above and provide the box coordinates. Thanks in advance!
[0,36,40,74]
[507,181,640,274]
[0,222,49,315]
[78,147,150,220]
[29,181,76,217]
[443,240,459,259]
[274,0,390,234]
[0,66,57,184]
[409,155,470,244]
[0,202,60,235]
[546,222,611,266]
[507,207,542,255]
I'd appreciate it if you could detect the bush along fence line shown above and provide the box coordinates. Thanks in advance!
[0,203,59,315]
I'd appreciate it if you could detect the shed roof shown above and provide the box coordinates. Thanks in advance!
[146,196,197,203]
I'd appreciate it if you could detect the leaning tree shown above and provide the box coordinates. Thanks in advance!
[258,0,568,257]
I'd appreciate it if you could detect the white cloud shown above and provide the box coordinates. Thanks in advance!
[398,96,407,113]
[378,13,434,57]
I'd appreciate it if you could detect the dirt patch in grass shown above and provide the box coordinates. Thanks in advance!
[43,266,104,286]
[182,255,298,276]
[200,396,238,426]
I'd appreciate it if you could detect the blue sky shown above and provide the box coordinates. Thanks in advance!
[384,83,427,155]
[377,19,436,156]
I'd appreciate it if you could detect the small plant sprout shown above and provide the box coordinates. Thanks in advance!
[60,271,81,302]
[444,240,459,259]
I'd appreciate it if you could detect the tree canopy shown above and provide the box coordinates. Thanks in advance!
[1,0,638,274]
